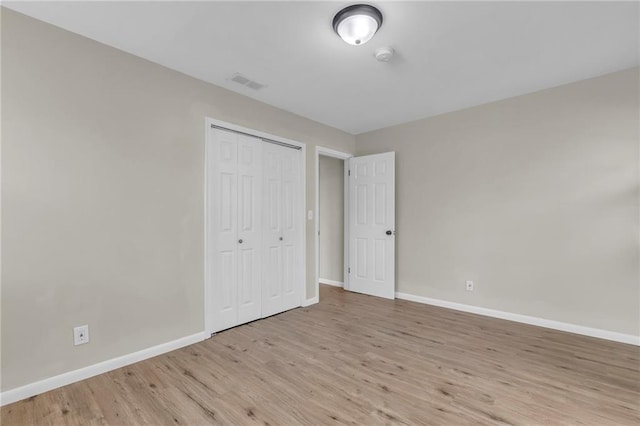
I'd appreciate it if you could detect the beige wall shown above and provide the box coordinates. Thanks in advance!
[319,156,344,283]
[356,68,640,336]
[0,9,355,391]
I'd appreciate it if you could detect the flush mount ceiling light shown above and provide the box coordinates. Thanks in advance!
[333,4,383,46]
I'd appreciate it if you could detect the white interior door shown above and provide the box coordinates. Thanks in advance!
[262,143,302,317]
[348,152,395,299]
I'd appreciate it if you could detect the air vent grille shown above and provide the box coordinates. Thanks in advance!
[246,81,266,90]
[231,74,250,85]
[229,73,267,91]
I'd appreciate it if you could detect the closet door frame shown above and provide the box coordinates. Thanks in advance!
[204,117,306,336]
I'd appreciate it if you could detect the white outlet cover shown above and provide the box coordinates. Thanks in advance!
[465,280,474,291]
[74,325,90,346]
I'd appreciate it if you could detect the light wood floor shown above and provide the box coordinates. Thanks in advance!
[2,285,639,425]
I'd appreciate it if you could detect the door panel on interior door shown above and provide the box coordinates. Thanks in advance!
[374,183,386,225]
[355,238,368,279]
[348,152,395,299]
[356,184,368,225]
[219,251,235,311]
[283,245,295,295]
[267,246,283,298]
[374,239,386,281]
[238,248,254,305]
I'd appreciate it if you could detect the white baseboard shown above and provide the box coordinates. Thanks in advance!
[302,296,319,307]
[395,292,640,346]
[0,332,207,407]
[319,278,344,287]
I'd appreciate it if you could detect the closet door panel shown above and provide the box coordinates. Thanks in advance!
[237,135,262,324]
[282,244,295,296]
[262,144,284,317]
[281,148,302,310]
[211,129,239,332]
[266,245,282,297]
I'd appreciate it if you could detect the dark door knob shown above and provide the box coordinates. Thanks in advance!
[279,237,283,241]
[386,230,393,235]
[238,239,243,244]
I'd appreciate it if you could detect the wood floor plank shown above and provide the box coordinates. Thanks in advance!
[2,285,639,425]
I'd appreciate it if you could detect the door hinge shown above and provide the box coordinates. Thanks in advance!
[348,170,351,176]
[348,267,351,274]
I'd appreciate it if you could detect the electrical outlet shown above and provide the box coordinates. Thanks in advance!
[465,280,474,291]
[74,325,89,346]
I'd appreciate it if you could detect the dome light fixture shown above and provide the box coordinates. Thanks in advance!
[333,4,383,46]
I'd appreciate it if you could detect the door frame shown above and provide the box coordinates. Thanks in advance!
[314,146,353,303]
[204,117,307,336]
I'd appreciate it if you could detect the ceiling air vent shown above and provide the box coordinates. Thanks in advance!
[229,73,267,91]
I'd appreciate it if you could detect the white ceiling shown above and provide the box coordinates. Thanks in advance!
[5,1,639,134]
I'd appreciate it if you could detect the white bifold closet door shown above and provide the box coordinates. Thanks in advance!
[262,143,303,317]
[210,129,263,332]
[209,127,303,334]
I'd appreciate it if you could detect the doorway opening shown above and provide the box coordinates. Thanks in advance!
[315,147,352,302]
[319,156,346,286]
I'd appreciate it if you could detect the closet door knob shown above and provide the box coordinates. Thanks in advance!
[279,237,283,241]
[238,239,243,244]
